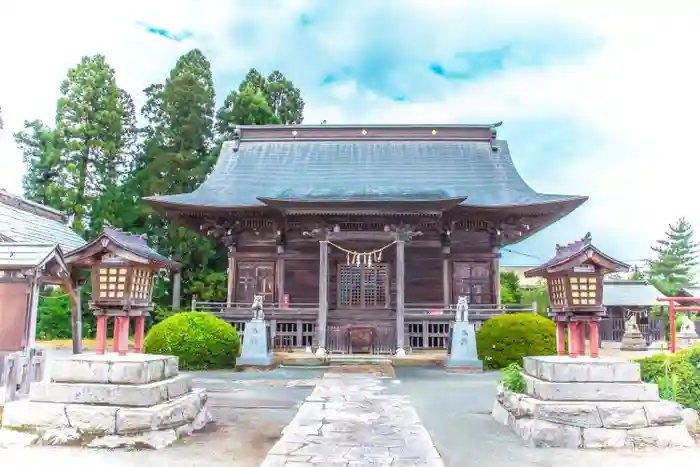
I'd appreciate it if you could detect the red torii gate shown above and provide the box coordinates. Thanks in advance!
[656,296,700,353]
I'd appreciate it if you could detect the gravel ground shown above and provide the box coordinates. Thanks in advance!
[5,351,699,466]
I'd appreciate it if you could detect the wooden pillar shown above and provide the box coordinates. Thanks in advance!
[556,321,566,356]
[133,316,146,353]
[112,316,121,353]
[172,270,181,310]
[316,238,329,354]
[492,249,501,306]
[442,246,451,308]
[117,317,130,356]
[95,316,108,355]
[26,275,41,353]
[396,238,406,355]
[71,285,83,354]
[567,321,578,357]
[226,249,236,307]
[589,321,600,358]
[277,246,285,305]
[577,322,587,357]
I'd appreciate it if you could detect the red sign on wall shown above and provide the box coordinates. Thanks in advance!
[281,293,290,308]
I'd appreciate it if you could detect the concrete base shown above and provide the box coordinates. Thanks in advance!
[446,322,483,371]
[677,333,699,349]
[492,356,693,449]
[238,319,273,367]
[620,331,648,351]
[0,353,212,449]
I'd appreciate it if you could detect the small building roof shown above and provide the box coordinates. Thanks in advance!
[525,233,630,277]
[64,227,178,269]
[603,280,666,307]
[0,190,85,253]
[144,123,587,210]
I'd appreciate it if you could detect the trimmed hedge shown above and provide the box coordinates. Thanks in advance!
[143,312,241,370]
[476,313,557,369]
[636,344,700,411]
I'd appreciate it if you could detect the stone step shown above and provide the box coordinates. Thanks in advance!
[328,355,392,366]
[50,353,179,385]
[523,356,640,383]
[30,374,192,407]
[523,374,659,402]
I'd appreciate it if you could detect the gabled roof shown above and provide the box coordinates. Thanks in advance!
[0,243,68,277]
[525,233,630,277]
[0,190,85,253]
[64,227,177,269]
[603,280,666,307]
[144,123,587,211]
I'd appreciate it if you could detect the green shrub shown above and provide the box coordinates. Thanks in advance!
[476,313,557,369]
[501,363,526,393]
[143,312,241,370]
[636,352,700,410]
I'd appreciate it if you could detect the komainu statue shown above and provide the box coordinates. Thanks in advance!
[456,296,469,323]
[251,294,265,320]
[625,313,639,333]
[679,314,696,335]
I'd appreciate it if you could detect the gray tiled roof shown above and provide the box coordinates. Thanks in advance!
[103,227,173,265]
[603,280,665,307]
[0,201,85,253]
[145,139,586,208]
[0,243,65,269]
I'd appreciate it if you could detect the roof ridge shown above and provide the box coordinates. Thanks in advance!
[0,189,69,223]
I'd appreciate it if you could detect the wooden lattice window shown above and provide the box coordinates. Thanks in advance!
[452,262,492,304]
[98,267,127,299]
[570,276,598,305]
[131,268,153,300]
[548,277,567,305]
[338,264,389,308]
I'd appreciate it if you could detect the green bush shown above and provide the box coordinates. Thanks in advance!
[476,313,557,369]
[501,363,526,393]
[143,312,241,370]
[636,350,700,411]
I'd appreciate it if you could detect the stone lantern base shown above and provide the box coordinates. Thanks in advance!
[491,356,694,449]
[1,353,212,449]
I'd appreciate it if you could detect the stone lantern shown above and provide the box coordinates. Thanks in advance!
[524,233,629,358]
[64,227,178,355]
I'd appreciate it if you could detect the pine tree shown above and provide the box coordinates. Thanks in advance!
[647,217,699,295]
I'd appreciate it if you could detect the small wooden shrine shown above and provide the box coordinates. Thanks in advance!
[64,227,178,355]
[0,243,71,353]
[525,233,629,357]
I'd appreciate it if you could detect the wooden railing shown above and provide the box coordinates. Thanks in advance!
[1,349,46,403]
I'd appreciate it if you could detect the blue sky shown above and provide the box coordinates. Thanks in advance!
[1,0,699,268]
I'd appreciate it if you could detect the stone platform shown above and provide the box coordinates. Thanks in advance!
[0,353,212,449]
[492,356,694,449]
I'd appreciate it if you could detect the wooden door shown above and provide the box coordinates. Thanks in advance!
[452,261,492,305]
[236,262,275,305]
[337,264,389,308]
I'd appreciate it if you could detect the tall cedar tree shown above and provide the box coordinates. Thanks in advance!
[647,217,700,295]
[124,49,224,304]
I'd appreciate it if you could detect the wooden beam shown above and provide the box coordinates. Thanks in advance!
[396,238,406,354]
[172,270,182,309]
[226,248,236,307]
[317,233,329,353]
[276,245,285,305]
[442,246,451,307]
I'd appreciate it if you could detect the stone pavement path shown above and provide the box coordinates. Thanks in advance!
[261,373,443,466]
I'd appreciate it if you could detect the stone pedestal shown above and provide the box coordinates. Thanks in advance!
[677,329,699,349]
[491,356,693,449]
[238,319,273,366]
[620,328,647,351]
[445,322,483,370]
[0,353,212,449]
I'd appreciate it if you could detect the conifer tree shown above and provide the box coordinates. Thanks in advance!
[647,217,699,295]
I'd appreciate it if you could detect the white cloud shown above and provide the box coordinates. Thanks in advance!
[1,0,698,263]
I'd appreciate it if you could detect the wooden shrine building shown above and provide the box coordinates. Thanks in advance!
[145,123,587,354]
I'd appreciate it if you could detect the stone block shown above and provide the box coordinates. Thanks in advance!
[50,353,179,385]
[597,403,648,429]
[1,400,69,428]
[582,427,627,449]
[511,418,581,448]
[237,319,273,366]
[644,400,684,426]
[491,401,511,426]
[682,407,699,430]
[65,405,119,434]
[445,322,482,370]
[0,428,39,448]
[116,391,203,434]
[523,356,640,383]
[30,374,192,406]
[523,374,658,401]
[626,425,695,448]
[534,403,602,428]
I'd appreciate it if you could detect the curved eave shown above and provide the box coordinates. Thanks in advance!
[525,246,630,278]
[65,233,177,270]
[257,196,468,212]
